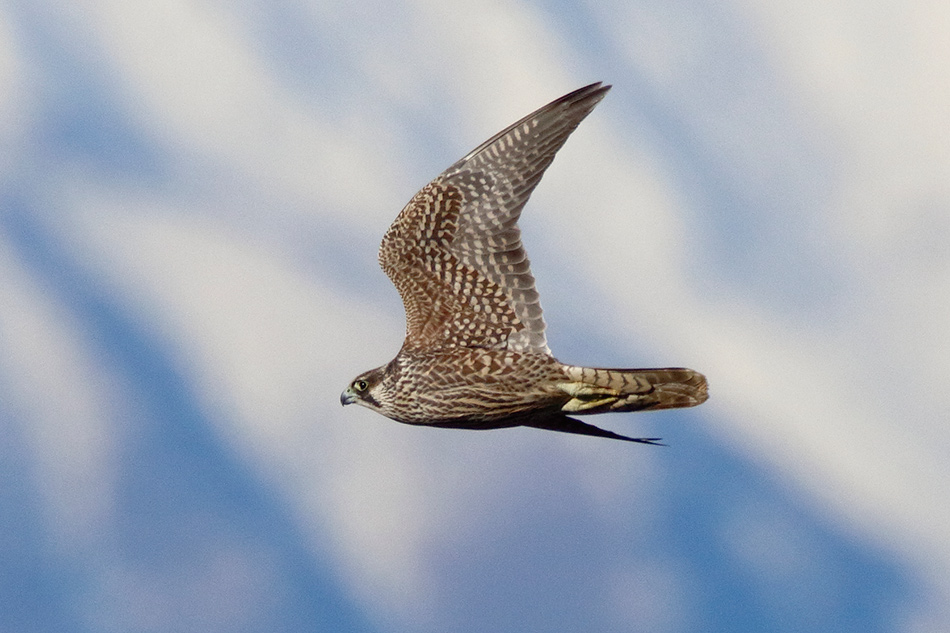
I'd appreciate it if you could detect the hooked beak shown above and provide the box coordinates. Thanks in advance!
[340,387,357,406]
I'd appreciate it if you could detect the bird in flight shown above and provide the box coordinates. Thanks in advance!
[341,83,707,444]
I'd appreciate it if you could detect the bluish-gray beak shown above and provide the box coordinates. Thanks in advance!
[340,388,357,406]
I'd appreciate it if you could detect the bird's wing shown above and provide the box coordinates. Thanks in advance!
[379,82,610,353]
[522,413,665,445]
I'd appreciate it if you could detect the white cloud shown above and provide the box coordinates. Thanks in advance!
[67,0,403,227]
[0,5,35,182]
[55,183,455,621]
[0,235,119,554]
[739,0,950,607]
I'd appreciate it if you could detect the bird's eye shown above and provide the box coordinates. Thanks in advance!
[355,380,368,391]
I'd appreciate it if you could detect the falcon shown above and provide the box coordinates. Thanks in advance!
[341,82,707,444]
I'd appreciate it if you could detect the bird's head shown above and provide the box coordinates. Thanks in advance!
[340,366,389,414]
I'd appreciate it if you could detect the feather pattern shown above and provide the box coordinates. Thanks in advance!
[345,84,708,444]
[379,83,610,354]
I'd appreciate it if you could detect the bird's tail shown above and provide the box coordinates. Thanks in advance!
[557,366,708,414]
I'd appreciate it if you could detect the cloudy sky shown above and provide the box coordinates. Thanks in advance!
[2,1,949,631]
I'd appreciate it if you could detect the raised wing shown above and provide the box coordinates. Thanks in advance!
[379,83,610,354]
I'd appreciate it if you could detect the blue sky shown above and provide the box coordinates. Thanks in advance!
[2,1,949,631]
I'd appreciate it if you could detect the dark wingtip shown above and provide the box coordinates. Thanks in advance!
[559,82,611,108]
[523,413,666,446]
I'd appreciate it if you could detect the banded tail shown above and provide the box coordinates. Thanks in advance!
[558,366,708,414]
[518,366,707,445]
[508,366,706,445]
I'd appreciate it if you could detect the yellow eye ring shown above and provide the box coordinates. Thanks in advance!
[355,380,368,391]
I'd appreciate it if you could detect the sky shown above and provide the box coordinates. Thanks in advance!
[1,1,949,632]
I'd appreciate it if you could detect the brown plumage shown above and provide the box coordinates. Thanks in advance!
[341,83,707,444]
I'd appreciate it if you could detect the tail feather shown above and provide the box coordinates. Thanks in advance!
[559,366,708,414]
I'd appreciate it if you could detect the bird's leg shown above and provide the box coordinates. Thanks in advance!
[556,382,619,412]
